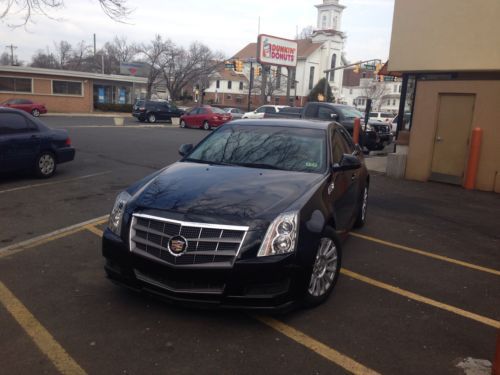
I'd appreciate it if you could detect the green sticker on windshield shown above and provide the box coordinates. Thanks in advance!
[305,162,318,168]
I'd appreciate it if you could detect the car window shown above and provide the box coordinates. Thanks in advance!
[256,107,266,113]
[318,106,336,120]
[19,99,32,104]
[338,106,364,119]
[381,113,393,118]
[264,107,276,114]
[186,125,327,173]
[0,113,32,135]
[198,108,208,114]
[304,104,318,118]
[211,107,226,114]
[369,112,377,117]
[331,131,345,164]
[189,108,199,115]
[338,128,355,153]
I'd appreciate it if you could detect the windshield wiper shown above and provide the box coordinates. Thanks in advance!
[231,162,281,170]
[183,158,235,166]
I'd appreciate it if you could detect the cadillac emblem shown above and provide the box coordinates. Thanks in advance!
[168,236,188,256]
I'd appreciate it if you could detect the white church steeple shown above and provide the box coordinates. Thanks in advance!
[315,0,346,31]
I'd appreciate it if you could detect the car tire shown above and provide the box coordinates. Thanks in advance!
[35,152,57,178]
[147,113,156,123]
[303,227,342,307]
[31,109,40,117]
[203,121,211,130]
[353,184,369,228]
[180,120,186,128]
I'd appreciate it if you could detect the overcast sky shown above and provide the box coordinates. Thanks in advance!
[1,0,395,64]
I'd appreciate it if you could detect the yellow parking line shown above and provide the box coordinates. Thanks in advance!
[349,232,500,277]
[0,172,112,194]
[255,315,380,375]
[84,225,104,237]
[0,281,87,374]
[0,216,108,260]
[341,269,500,329]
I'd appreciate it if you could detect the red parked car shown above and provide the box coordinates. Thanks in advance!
[0,99,48,117]
[179,105,232,130]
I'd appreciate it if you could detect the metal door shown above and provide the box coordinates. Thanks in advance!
[430,94,475,185]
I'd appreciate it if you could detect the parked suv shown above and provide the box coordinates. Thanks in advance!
[369,112,393,123]
[132,100,185,123]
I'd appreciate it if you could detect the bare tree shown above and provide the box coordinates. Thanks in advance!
[297,25,314,40]
[102,36,138,74]
[1,0,131,26]
[252,67,288,101]
[137,35,171,99]
[362,81,390,111]
[54,41,72,68]
[31,48,59,68]
[162,41,223,101]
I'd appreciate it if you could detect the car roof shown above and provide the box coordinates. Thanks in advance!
[229,118,337,130]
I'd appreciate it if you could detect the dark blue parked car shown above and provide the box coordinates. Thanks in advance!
[0,108,75,178]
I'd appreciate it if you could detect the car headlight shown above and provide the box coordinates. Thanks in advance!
[258,211,298,257]
[108,191,131,236]
[365,124,374,131]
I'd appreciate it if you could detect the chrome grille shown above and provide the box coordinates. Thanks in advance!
[129,213,248,267]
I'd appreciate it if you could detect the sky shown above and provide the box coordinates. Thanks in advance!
[0,0,395,64]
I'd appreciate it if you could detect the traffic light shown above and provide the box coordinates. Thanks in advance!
[255,66,261,76]
[353,64,361,74]
[234,60,243,73]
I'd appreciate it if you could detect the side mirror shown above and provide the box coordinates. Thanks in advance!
[178,143,193,157]
[332,154,361,172]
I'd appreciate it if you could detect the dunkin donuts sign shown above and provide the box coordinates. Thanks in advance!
[257,34,298,67]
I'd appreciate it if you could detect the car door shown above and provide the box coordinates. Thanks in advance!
[158,103,172,120]
[328,128,357,231]
[197,108,209,126]
[254,106,266,118]
[185,108,199,127]
[0,112,41,172]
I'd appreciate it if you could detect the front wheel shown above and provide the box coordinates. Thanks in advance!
[147,113,156,123]
[303,229,341,307]
[35,152,56,178]
[31,109,40,117]
[203,121,211,130]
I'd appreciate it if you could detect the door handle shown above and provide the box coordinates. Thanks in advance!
[436,136,443,142]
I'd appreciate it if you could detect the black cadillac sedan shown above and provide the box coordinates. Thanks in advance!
[102,119,369,310]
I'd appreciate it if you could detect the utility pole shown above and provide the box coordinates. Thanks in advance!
[6,44,17,65]
[247,60,255,111]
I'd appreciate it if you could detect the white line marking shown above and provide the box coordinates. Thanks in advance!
[0,171,112,194]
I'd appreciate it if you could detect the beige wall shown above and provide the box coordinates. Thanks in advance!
[406,80,500,192]
[0,73,93,113]
[389,0,500,72]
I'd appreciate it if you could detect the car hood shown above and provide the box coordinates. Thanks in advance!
[129,162,325,228]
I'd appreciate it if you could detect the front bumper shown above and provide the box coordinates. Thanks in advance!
[102,228,308,310]
[363,131,394,150]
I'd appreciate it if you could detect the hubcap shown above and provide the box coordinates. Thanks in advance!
[39,155,55,175]
[33,109,40,116]
[149,115,155,122]
[361,187,368,220]
[308,238,338,297]
[204,122,209,129]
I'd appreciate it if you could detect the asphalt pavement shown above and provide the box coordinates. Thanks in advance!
[0,115,498,375]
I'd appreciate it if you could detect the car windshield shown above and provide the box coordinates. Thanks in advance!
[339,106,364,119]
[211,107,226,114]
[185,124,326,173]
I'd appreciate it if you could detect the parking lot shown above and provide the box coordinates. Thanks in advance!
[1,116,499,374]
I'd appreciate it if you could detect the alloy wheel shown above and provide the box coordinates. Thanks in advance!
[203,121,211,130]
[32,109,40,117]
[308,238,338,297]
[148,114,156,123]
[38,154,55,176]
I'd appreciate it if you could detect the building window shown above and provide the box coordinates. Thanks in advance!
[226,95,232,100]
[52,80,82,96]
[393,99,397,106]
[398,85,402,93]
[216,80,220,89]
[329,54,336,82]
[394,85,398,92]
[349,89,353,94]
[387,99,391,105]
[291,69,296,89]
[228,81,232,89]
[308,67,315,90]
[0,77,32,93]
[274,97,280,105]
[239,81,243,90]
[322,14,327,29]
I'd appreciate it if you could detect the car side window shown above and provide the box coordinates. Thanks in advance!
[304,104,318,118]
[331,132,344,165]
[0,113,31,135]
[318,106,336,120]
[256,107,266,113]
[338,128,355,153]
[190,108,199,115]
[198,108,208,114]
[264,107,276,114]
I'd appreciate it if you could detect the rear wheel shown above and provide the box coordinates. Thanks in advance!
[147,113,156,123]
[203,121,211,130]
[303,228,341,307]
[35,152,56,178]
[180,120,186,128]
[31,109,40,117]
